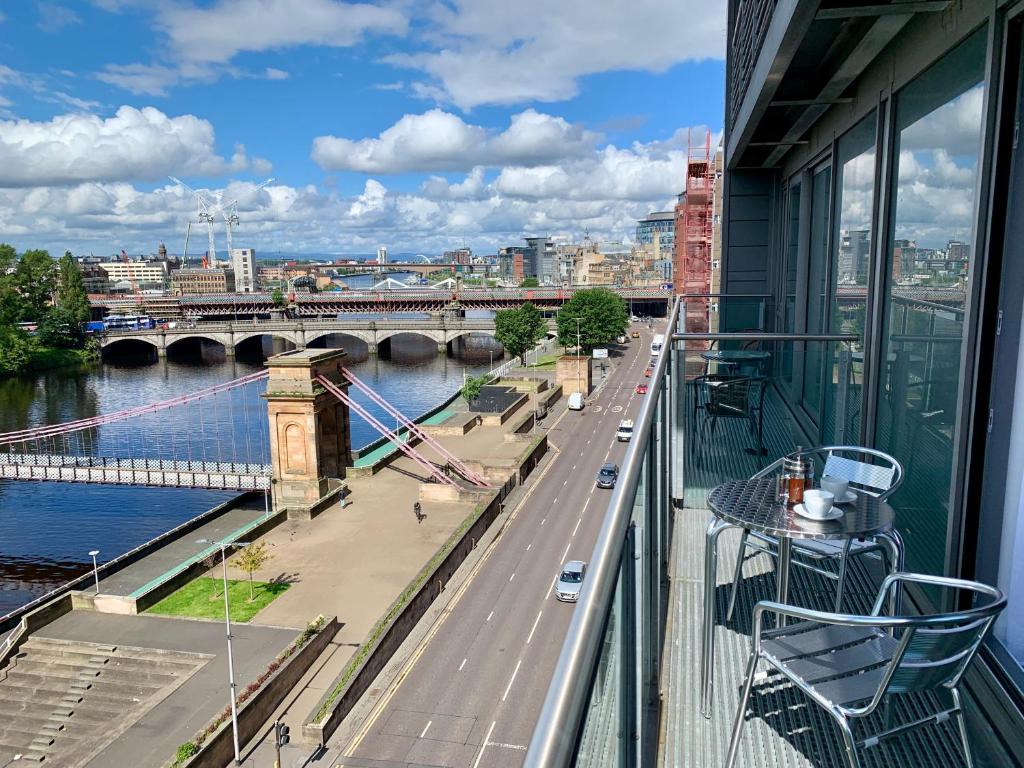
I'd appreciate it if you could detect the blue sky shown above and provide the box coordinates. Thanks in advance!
[0,0,725,256]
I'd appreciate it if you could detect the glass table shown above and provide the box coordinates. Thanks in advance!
[700,476,898,716]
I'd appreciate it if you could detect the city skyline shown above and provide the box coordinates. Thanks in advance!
[0,1,725,257]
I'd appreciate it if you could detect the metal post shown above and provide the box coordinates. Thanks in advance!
[89,550,100,594]
[575,317,582,395]
[220,542,241,765]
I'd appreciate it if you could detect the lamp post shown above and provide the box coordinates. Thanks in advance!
[575,316,582,396]
[197,538,249,766]
[88,550,100,594]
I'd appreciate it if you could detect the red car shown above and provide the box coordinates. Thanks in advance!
[644,367,653,377]
[636,383,648,395]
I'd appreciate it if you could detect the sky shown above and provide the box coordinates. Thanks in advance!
[0,0,725,258]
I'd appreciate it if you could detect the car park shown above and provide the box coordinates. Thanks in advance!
[596,463,619,488]
[554,560,587,602]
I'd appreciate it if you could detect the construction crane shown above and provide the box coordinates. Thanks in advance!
[169,176,218,268]
[222,178,274,259]
[120,249,139,294]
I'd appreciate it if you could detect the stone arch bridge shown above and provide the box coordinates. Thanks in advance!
[100,317,557,357]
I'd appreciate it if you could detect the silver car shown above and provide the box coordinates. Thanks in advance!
[555,560,587,602]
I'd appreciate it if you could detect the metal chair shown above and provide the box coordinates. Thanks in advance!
[726,573,1005,768]
[726,447,904,619]
[692,375,767,459]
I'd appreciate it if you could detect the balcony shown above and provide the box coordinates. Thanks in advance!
[526,297,1015,767]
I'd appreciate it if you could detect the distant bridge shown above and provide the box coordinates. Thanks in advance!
[90,287,672,320]
[99,317,557,357]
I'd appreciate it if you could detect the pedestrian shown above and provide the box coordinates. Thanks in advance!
[414,502,423,523]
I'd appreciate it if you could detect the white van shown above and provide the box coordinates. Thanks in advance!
[568,392,585,411]
[616,419,634,442]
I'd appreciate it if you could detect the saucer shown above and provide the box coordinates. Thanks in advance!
[827,489,858,504]
[794,503,843,521]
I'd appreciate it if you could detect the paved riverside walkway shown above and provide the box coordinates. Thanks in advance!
[94,495,272,598]
[227,386,560,766]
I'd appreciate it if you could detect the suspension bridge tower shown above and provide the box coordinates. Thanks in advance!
[263,348,352,517]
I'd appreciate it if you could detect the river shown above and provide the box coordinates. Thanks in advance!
[0,326,500,616]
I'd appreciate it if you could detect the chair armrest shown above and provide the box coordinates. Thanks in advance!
[872,572,1004,616]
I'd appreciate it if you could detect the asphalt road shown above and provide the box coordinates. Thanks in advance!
[334,323,659,768]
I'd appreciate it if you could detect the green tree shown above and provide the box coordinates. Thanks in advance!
[0,243,18,326]
[232,542,274,601]
[271,288,286,307]
[556,288,628,353]
[38,307,84,349]
[13,249,55,322]
[56,251,91,326]
[0,325,31,376]
[461,373,489,408]
[520,277,540,288]
[493,302,546,365]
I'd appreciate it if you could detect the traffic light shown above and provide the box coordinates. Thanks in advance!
[275,721,290,747]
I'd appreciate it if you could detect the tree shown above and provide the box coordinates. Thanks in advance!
[493,302,546,365]
[232,542,274,601]
[13,249,55,322]
[271,288,286,307]
[0,325,31,376]
[38,307,84,349]
[461,373,489,408]
[520,277,540,288]
[0,243,19,326]
[56,251,91,326]
[556,288,628,353]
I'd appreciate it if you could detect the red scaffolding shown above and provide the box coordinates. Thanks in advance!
[677,128,715,334]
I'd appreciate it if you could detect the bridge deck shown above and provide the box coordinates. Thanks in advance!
[0,453,270,490]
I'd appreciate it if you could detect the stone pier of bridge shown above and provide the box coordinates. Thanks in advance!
[263,348,352,519]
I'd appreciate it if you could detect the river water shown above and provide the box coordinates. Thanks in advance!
[0,322,499,616]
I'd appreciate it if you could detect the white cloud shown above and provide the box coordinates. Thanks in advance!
[264,67,289,81]
[312,109,599,173]
[159,0,407,65]
[0,106,270,187]
[389,0,725,110]
[37,3,82,33]
[95,62,220,97]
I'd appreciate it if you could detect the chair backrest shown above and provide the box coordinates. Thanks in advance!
[707,376,761,417]
[819,447,903,500]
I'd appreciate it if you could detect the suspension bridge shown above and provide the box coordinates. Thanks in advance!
[0,349,491,501]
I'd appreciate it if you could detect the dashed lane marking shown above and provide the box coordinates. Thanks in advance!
[527,610,543,644]
[502,659,523,702]
[420,721,432,739]
[486,611,494,622]
[458,658,467,672]
[471,721,497,768]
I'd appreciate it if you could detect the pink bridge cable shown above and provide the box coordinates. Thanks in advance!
[340,366,490,488]
[0,370,269,446]
[315,375,457,487]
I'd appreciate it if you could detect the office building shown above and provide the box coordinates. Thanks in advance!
[524,236,556,283]
[635,211,675,251]
[498,246,527,283]
[229,248,256,292]
[171,268,235,295]
[837,229,871,284]
[97,260,169,292]
[443,247,472,265]
[377,245,388,265]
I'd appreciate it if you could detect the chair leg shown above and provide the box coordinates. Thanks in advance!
[725,650,760,768]
[832,712,863,768]
[726,530,750,623]
[951,687,975,768]
[833,539,853,612]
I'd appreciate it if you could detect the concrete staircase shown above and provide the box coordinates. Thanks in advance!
[0,636,205,765]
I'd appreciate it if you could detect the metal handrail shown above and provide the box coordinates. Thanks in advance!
[525,298,681,766]
[673,332,859,342]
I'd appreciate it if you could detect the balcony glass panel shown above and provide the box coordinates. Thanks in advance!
[875,28,987,579]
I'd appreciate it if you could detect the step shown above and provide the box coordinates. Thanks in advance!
[24,638,200,670]
[15,655,189,680]
[0,699,110,726]
[10,660,180,685]
[3,670,167,699]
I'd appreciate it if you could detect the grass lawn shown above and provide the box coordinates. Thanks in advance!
[517,352,561,370]
[146,577,289,623]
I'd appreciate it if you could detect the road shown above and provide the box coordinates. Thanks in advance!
[331,324,658,768]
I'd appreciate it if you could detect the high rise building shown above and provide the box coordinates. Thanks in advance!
[837,229,871,284]
[524,236,556,283]
[377,245,388,264]
[229,248,256,292]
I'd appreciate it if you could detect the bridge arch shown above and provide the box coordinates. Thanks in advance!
[233,329,303,348]
[101,336,160,363]
[445,331,504,362]
[305,330,371,360]
[376,330,444,360]
[232,330,301,360]
[165,334,230,361]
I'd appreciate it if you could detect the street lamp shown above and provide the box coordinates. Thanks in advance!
[575,316,582,396]
[197,538,250,766]
[88,550,100,594]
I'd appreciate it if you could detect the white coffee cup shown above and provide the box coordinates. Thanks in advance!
[803,489,835,519]
[820,475,849,500]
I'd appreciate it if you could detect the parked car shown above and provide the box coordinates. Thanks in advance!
[644,367,653,377]
[635,383,648,395]
[631,330,641,338]
[554,560,587,602]
[617,335,628,344]
[568,392,585,410]
[616,419,634,441]
[596,463,619,489]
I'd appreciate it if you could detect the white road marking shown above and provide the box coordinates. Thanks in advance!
[526,543,532,551]
[490,742,528,751]
[561,543,571,561]
[509,572,515,582]
[487,611,494,622]
[572,517,582,537]
[472,721,497,768]
[541,517,546,526]
[547,575,556,600]
[527,610,543,644]
[502,659,523,702]
[458,657,467,671]
[420,720,432,738]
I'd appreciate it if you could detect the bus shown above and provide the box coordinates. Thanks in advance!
[650,334,665,357]
[104,314,153,331]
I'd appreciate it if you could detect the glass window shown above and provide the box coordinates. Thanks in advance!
[781,183,801,386]
[801,164,832,421]
[824,112,877,443]
[875,29,987,577]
